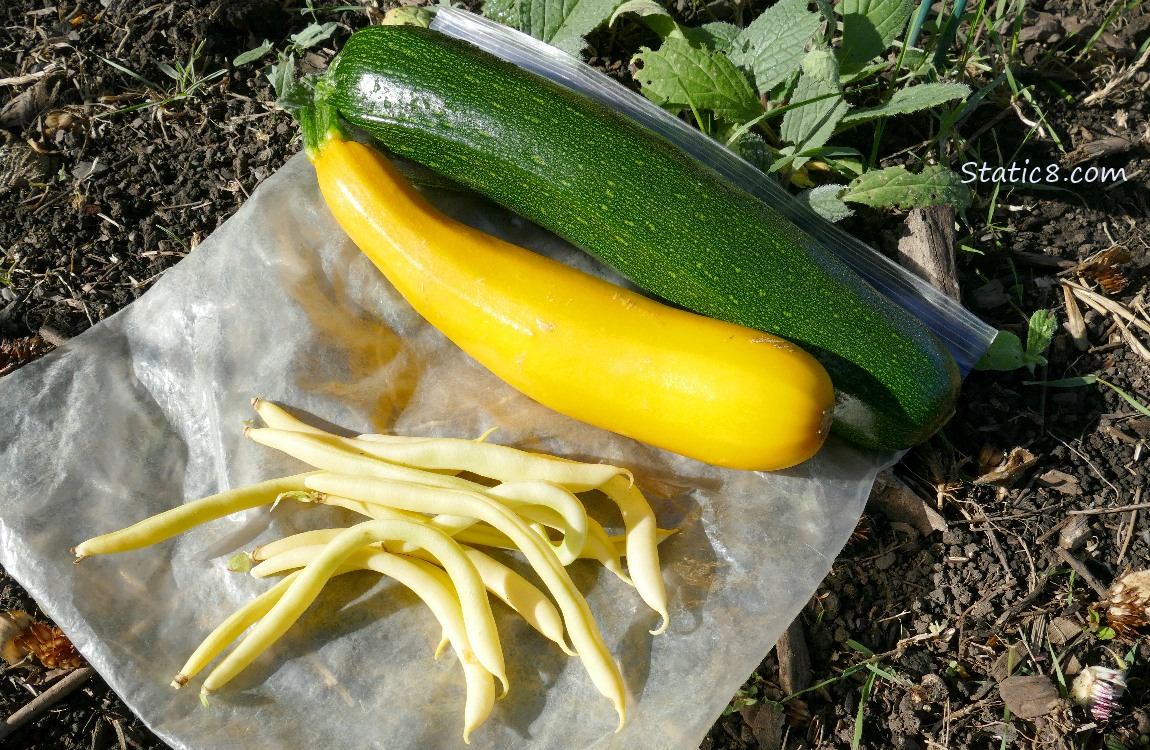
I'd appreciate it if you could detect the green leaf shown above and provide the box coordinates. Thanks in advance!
[156,62,180,81]
[610,0,681,39]
[729,0,821,92]
[380,6,435,26]
[839,0,913,73]
[730,131,776,172]
[838,82,970,127]
[633,36,762,124]
[268,54,313,115]
[1025,309,1057,369]
[1040,375,1098,388]
[779,68,848,167]
[841,164,972,211]
[520,0,626,54]
[685,21,742,53]
[233,40,273,67]
[481,0,520,25]
[802,44,841,84]
[799,184,854,221]
[290,21,338,50]
[1037,375,1150,416]
[975,330,1026,371]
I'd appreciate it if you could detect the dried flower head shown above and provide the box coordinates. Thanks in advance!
[1070,666,1126,723]
[1079,246,1133,295]
[1104,570,1150,639]
[0,610,84,671]
[0,336,53,377]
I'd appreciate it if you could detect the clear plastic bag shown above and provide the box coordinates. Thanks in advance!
[0,154,901,749]
[430,8,997,373]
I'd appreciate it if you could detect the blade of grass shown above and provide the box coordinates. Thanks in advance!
[99,56,162,90]
[853,668,878,750]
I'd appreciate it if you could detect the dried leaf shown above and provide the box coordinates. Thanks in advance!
[999,675,1062,719]
[1037,469,1081,496]
[973,447,1038,486]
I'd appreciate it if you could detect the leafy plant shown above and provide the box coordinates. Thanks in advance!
[1087,609,1118,641]
[723,672,769,715]
[99,40,225,116]
[975,309,1056,373]
[484,0,976,217]
[235,19,341,91]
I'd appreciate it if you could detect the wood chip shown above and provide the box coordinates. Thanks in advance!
[1057,514,1092,551]
[1047,616,1082,646]
[868,470,948,534]
[740,702,785,749]
[1063,136,1137,167]
[774,617,811,696]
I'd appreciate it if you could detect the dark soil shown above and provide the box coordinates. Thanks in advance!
[2,1,1148,749]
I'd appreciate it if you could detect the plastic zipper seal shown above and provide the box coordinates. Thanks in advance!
[430,8,997,375]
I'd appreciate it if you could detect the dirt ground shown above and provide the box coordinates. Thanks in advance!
[1,1,1148,749]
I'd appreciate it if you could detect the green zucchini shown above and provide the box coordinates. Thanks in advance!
[320,25,960,452]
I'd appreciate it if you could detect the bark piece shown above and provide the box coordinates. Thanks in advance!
[869,470,948,535]
[896,205,961,301]
[774,617,811,696]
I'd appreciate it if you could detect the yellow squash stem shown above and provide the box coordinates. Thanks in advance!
[307,129,834,471]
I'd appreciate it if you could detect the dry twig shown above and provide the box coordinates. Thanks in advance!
[0,666,95,742]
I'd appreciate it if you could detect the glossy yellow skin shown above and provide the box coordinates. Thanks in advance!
[311,136,835,471]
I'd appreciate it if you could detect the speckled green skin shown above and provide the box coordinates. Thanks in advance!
[324,25,960,452]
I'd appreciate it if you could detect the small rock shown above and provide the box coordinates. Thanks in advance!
[71,161,109,180]
[741,702,785,750]
[875,552,898,570]
[1018,13,1063,44]
[920,672,949,703]
[999,675,1063,719]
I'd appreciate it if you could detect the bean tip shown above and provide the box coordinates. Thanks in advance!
[171,674,188,689]
[648,613,669,636]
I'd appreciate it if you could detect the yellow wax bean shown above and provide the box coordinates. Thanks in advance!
[200,519,506,699]
[601,475,668,635]
[73,473,317,559]
[173,571,301,688]
[397,546,576,657]
[343,436,631,492]
[244,545,494,743]
[304,473,627,730]
[250,398,332,436]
